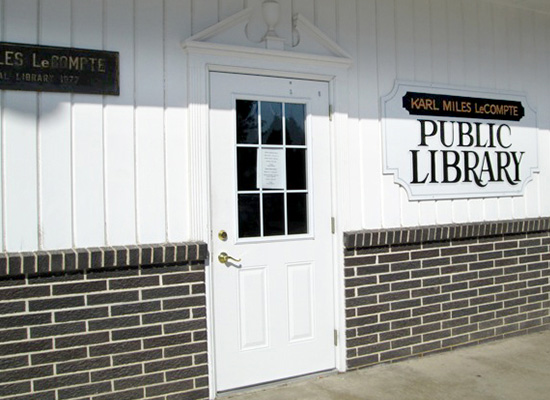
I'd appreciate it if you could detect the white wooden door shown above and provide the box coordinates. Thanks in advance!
[210,73,336,392]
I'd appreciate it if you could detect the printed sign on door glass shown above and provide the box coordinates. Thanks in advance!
[258,148,285,190]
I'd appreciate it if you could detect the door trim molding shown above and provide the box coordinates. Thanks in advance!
[183,35,351,399]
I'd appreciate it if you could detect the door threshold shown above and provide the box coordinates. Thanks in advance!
[217,369,338,399]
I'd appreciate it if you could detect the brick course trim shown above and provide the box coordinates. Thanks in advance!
[0,242,208,278]
[344,218,550,250]
[344,218,550,370]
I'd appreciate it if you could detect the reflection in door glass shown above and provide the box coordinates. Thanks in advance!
[237,147,258,191]
[261,102,283,145]
[238,194,261,238]
[263,193,285,236]
[287,193,308,235]
[237,100,259,144]
[286,149,307,190]
[285,104,306,145]
[236,100,308,239]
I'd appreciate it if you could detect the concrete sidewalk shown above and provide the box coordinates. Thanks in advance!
[225,330,550,400]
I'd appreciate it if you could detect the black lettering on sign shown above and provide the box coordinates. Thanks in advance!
[0,42,119,95]
[403,92,524,122]
[409,119,524,188]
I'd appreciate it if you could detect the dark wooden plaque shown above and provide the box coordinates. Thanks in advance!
[0,42,119,95]
[402,92,524,122]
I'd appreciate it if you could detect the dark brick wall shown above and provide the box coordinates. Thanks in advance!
[0,243,208,400]
[344,219,550,370]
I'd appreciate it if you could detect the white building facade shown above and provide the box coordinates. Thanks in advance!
[0,0,549,399]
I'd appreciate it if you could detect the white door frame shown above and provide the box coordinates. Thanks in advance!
[183,36,351,399]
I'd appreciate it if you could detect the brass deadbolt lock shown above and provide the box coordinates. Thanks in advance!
[218,230,228,241]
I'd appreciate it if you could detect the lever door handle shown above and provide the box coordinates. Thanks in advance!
[218,252,242,264]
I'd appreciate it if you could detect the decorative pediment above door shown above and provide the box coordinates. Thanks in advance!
[181,1,351,244]
[183,1,351,62]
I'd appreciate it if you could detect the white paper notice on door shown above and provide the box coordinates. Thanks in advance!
[257,148,285,189]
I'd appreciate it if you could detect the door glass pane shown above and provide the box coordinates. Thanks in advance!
[286,149,307,190]
[237,148,258,191]
[263,193,285,236]
[236,100,309,239]
[287,193,308,235]
[238,194,261,238]
[285,104,306,145]
[237,100,259,144]
[261,102,283,145]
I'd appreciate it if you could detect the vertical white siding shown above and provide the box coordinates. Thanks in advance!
[220,0,244,21]
[359,0,550,231]
[376,0,402,228]
[358,0,381,229]
[314,0,336,42]
[38,0,72,250]
[0,0,549,252]
[519,9,540,219]
[192,0,218,34]
[535,13,550,217]
[510,7,529,219]
[134,0,166,244]
[395,0,419,228]
[338,0,362,230]
[293,0,315,22]
[104,0,137,246]
[71,0,105,248]
[164,0,191,243]
[509,7,527,219]
[3,0,39,251]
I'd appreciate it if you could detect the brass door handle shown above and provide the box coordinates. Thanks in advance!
[218,252,242,264]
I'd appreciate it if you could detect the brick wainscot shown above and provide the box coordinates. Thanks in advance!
[344,218,550,369]
[0,243,208,400]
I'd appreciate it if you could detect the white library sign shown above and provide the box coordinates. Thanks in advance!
[381,83,539,200]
